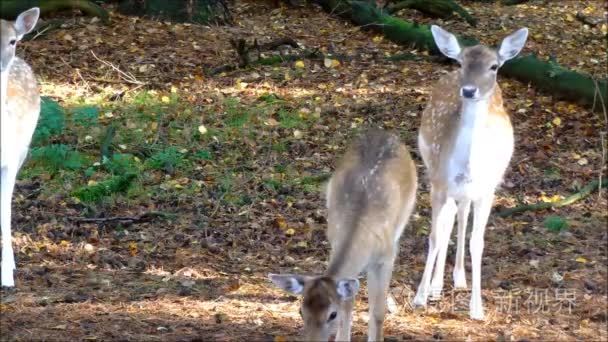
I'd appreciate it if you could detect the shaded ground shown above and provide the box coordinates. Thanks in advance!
[1,0,607,341]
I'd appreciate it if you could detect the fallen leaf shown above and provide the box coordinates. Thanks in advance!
[552,117,562,126]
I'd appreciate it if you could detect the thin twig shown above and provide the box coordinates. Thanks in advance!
[69,211,174,224]
[592,78,608,202]
[90,50,146,85]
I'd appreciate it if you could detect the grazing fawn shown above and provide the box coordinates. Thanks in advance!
[412,25,528,320]
[269,129,417,341]
[1,7,41,287]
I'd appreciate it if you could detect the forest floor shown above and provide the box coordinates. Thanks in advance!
[1,0,607,341]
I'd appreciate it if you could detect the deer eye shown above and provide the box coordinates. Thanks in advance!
[327,311,337,322]
[9,39,17,46]
[490,64,498,71]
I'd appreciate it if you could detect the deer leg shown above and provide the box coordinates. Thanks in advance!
[1,165,18,287]
[413,189,452,306]
[469,194,493,320]
[430,197,456,300]
[453,200,471,289]
[367,258,395,342]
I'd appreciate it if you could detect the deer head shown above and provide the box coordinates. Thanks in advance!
[431,25,528,101]
[0,7,39,73]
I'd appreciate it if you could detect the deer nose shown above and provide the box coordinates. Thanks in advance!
[460,86,478,99]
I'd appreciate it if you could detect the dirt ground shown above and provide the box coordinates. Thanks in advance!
[1,0,607,341]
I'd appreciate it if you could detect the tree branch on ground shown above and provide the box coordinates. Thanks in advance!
[496,179,608,217]
[0,0,109,23]
[386,0,477,27]
[312,0,608,112]
[69,211,175,225]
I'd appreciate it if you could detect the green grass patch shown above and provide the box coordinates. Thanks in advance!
[32,97,65,145]
[29,144,85,172]
[146,146,185,172]
[73,173,137,203]
[544,215,568,233]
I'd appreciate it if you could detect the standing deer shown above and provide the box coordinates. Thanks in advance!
[1,7,41,287]
[269,129,417,341]
[412,25,528,320]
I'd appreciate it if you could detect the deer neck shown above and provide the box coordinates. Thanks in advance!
[448,97,490,183]
[0,70,8,112]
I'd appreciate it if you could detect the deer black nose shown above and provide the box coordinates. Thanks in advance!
[461,86,478,99]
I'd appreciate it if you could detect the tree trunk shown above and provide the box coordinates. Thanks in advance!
[313,0,607,112]
[0,0,109,23]
[116,0,233,25]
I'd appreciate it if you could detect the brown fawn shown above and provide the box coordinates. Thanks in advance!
[269,129,417,341]
[412,25,528,320]
[1,7,41,287]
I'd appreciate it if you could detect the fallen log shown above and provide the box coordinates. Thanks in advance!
[313,0,607,112]
[387,0,477,27]
[496,178,608,217]
[0,0,109,23]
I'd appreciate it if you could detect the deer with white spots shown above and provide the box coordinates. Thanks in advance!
[412,25,528,320]
[269,129,417,341]
[1,7,41,287]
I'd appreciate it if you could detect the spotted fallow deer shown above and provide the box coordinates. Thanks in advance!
[269,129,417,341]
[412,25,528,320]
[1,7,41,287]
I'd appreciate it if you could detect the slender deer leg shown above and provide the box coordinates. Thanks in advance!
[367,259,395,342]
[453,200,471,289]
[413,189,452,306]
[1,166,18,287]
[430,197,456,299]
[469,194,493,320]
[335,296,354,342]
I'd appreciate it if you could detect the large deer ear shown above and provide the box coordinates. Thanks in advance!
[431,25,462,62]
[498,28,528,65]
[15,7,40,39]
[336,278,359,300]
[268,273,310,295]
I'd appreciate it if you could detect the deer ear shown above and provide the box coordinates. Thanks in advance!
[336,278,359,300]
[498,28,528,65]
[15,7,40,39]
[431,25,462,62]
[268,273,309,295]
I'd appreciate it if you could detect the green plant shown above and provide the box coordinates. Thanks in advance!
[32,97,65,145]
[73,173,137,203]
[263,178,281,192]
[72,105,99,128]
[271,141,287,152]
[194,150,213,160]
[29,144,84,172]
[258,93,283,104]
[103,153,138,175]
[146,146,184,172]
[278,108,304,129]
[544,215,568,233]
